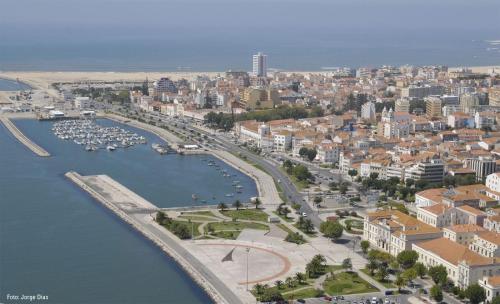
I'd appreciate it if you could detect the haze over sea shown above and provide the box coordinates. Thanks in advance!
[1,0,499,72]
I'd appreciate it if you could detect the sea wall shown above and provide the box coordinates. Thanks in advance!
[0,116,50,157]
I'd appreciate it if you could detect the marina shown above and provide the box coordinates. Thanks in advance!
[52,119,147,152]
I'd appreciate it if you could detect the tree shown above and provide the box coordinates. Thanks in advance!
[306,255,327,278]
[292,164,312,181]
[403,268,417,283]
[348,169,358,179]
[306,149,317,161]
[233,200,242,210]
[413,262,427,279]
[397,250,419,269]
[259,289,284,302]
[313,196,323,205]
[320,221,343,240]
[217,202,228,211]
[376,266,389,282]
[465,284,486,304]
[285,276,295,288]
[342,258,352,271]
[395,275,407,292]
[431,285,443,303]
[299,147,309,158]
[274,280,284,290]
[428,265,448,285]
[253,283,265,295]
[252,198,262,209]
[360,240,370,254]
[492,296,500,304]
[295,272,306,284]
[303,219,315,233]
[156,211,166,223]
[366,260,378,276]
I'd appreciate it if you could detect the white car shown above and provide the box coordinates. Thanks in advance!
[302,212,307,217]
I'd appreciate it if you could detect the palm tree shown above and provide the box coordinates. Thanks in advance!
[304,219,315,233]
[395,275,407,292]
[233,200,242,210]
[274,280,283,290]
[253,283,264,295]
[367,260,378,276]
[295,272,306,285]
[253,198,262,209]
[217,202,228,211]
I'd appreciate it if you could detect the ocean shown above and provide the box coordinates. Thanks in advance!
[0,0,499,71]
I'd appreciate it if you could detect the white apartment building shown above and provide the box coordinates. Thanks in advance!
[74,97,93,109]
[413,237,500,288]
[361,101,376,121]
[273,131,292,152]
[478,276,500,302]
[470,231,500,258]
[252,52,267,77]
[487,173,500,193]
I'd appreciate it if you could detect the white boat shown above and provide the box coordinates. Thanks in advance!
[106,145,116,151]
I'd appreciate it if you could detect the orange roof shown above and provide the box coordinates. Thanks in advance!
[457,205,486,216]
[416,188,446,204]
[415,237,495,266]
[476,231,500,245]
[486,276,500,287]
[420,203,451,215]
[444,224,486,233]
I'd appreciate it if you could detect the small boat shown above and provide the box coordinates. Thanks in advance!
[107,145,116,151]
[225,193,234,197]
[192,194,198,200]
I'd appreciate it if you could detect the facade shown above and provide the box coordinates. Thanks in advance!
[478,276,500,303]
[252,52,267,77]
[489,87,500,107]
[363,210,442,256]
[426,96,442,118]
[395,98,410,113]
[413,237,500,288]
[405,159,444,183]
[470,231,500,258]
[361,101,376,121]
[466,157,496,181]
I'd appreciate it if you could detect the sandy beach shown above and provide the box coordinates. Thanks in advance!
[1,65,498,90]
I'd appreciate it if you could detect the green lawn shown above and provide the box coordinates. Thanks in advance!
[277,223,294,234]
[206,221,269,233]
[182,210,218,217]
[283,287,322,300]
[360,268,396,288]
[323,272,378,295]
[273,211,294,222]
[161,220,202,238]
[178,215,215,222]
[294,223,317,237]
[212,230,241,239]
[221,209,269,222]
[344,219,364,229]
[252,280,315,300]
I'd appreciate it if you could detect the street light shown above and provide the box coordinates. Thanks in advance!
[246,247,250,291]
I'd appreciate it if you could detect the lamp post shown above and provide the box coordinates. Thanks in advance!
[246,247,250,291]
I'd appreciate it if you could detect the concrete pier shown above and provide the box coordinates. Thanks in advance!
[0,116,50,157]
[65,171,242,304]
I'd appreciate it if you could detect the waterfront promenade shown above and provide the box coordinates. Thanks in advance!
[0,116,50,157]
[65,171,242,304]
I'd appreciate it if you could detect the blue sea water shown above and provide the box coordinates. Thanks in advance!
[0,78,31,91]
[0,118,258,303]
[0,0,499,71]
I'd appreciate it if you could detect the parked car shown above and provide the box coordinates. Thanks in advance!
[296,299,306,303]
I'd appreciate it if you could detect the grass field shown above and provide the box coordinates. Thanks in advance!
[323,272,378,295]
[221,209,269,222]
[360,268,396,288]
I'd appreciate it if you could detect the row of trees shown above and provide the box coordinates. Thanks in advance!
[155,211,192,239]
[283,160,313,182]
[203,111,234,131]
[298,147,317,162]
[217,198,262,211]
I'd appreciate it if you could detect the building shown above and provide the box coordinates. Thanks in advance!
[470,231,500,258]
[363,210,442,256]
[241,87,279,109]
[460,92,480,114]
[466,157,496,181]
[74,97,93,109]
[405,158,444,184]
[154,77,177,95]
[443,224,486,246]
[401,85,444,100]
[361,101,376,121]
[395,98,410,113]
[489,87,500,107]
[412,237,500,288]
[252,52,267,77]
[425,96,442,118]
[478,276,500,303]
[475,112,496,130]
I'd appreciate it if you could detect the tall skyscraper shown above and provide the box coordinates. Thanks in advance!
[252,52,267,77]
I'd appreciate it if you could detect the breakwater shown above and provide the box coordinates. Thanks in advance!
[0,116,50,156]
[65,171,241,304]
